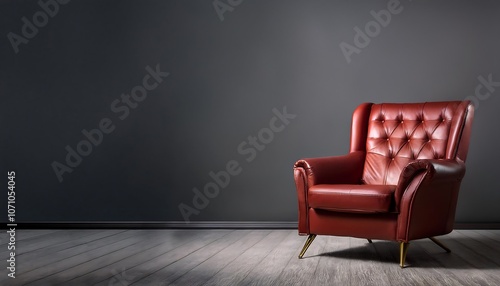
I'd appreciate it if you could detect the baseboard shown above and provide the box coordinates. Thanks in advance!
[2,221,499,229]
[3,221,298,229]
[453,223,500,229]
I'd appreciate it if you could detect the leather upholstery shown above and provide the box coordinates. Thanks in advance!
[362,102,460,185]
[309,184,396,213]
[294,101,474,242]
[294,151,365,235]
[309,209,398,240]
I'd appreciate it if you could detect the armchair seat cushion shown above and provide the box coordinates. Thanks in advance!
[308,184,396,213]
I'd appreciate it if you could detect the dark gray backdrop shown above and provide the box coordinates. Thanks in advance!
[1,0,499,223]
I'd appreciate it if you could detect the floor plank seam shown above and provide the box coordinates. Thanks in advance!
[61,231,204,285]
[21,231,165,285]
[132,230,237,285]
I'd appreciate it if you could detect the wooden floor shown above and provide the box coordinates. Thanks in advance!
[0,229,499,285]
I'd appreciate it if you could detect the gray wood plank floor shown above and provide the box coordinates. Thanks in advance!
[0,229,499,285]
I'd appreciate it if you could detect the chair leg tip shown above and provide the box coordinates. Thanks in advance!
[399,241,409,269]
[298,234,316,259]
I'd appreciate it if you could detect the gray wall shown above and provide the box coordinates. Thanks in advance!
[1,0,499,223]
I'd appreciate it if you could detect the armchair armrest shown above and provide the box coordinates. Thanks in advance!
[294,151,365,186]
[395,159,466,206]
[395,159,466,241]
[293,151,365,235]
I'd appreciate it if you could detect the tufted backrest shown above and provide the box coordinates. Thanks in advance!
[359,101,472,185]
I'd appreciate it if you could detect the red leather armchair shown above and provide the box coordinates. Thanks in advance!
[294,101,474,267]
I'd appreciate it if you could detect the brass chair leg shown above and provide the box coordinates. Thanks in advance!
[298,234,317,259]
[429,237,451,253]
[367,239,373,243]
[399,242,410,268]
